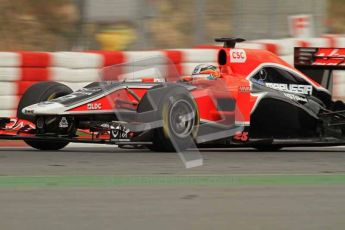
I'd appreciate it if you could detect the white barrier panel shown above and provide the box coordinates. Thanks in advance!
[176,49,218,63]
[334,71,345,84]
[60,82,91,91]
[333,71,345,100]
[0,82,16,96]
[122,64,181,80]
[0,110,15,117]
[0,52,20,67]
[52,52,104,69]
[252,38,297,56]
[0,68,20,81]
[119,68,163,81]
[333,37,345,47]
[124,51,167,63]
[236,42,265,50]
[333,83,345,99]
[276,38,299,56]
[0,96,17,110]
[304,37,330,47]
[50,67,100,82]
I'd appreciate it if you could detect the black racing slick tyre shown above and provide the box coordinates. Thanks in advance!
[332,100,345,136]
[145,86,199,152]
[17,81,73,150]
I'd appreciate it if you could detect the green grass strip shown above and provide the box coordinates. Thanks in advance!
[0,174,344,188]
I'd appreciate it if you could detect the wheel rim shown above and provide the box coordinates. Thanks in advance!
[169,99,195,138]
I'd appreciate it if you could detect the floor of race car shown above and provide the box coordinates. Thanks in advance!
[0,144,344,230]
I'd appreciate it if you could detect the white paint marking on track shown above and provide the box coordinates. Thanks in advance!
[66,143,118,149]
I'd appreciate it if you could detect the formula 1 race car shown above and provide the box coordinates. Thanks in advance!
[1,37,345,152]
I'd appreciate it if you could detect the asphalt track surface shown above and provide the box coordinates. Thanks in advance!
[0,144,345,230]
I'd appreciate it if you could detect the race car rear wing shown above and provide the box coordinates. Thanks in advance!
[295,47,345,69]
[294,47,345,92]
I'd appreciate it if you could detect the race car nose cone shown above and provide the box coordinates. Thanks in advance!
[23,102,66,115]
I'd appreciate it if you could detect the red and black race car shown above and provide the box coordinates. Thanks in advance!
[1,38,345,152]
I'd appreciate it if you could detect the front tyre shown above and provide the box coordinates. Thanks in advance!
[148,87,199,152]
[17,81,73,150]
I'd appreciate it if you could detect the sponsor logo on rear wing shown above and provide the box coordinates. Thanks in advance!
[294,47,345,69]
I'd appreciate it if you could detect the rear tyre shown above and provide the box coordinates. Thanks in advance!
[146,87,199,152]
[17,81,73,150]
[332,100,345,135]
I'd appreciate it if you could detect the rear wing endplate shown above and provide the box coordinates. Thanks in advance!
[294,47,345,92]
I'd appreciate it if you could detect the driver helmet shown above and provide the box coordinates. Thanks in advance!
[192,64,220,79]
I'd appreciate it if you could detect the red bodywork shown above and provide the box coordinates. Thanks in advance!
[0,118,35,136]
